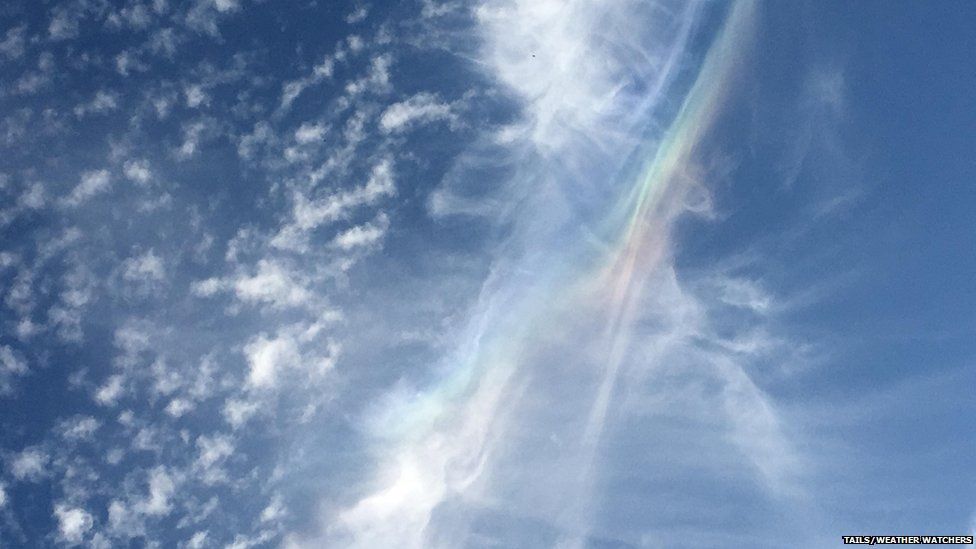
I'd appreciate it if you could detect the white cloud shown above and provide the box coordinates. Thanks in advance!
[331,213,389,250]
[214,0,240,13]
[242,316,341,391]
[0,482,6,507]
[260,495,285,522]
[59,416,100,440]
[0,344,28,394]
[141,466,176,516]
[271,158,395,251]
[73,90,120,118]
[177,121,209,159]
[232,260,312,309]
[54,504,93,544]
[294,123,326,144]
[108,499,144,539]
[0,26,26,60]
[11,447,47,480]
[185,84,209,108]
[49,9,79,40]
[190,277,224,297]
[222,398,259,428]
[115,51,147,75]
[194,434,234,484]
[151,359,181,396]
[310,3,780,547]
[122,249,166,284]
[346,6,369,24]
[379,93,455,133]
[123,159,152,185]
[187,531,209,548]
[64,170,111,207]
[19,182,46,209]
[421,0,460,18]
[150,28,180,58]
[95,375,125,406]
[165,398,195,418]
[344,54,392,96]
[280,55,337,111]
[115,322,152,364]
[244,332,301,389]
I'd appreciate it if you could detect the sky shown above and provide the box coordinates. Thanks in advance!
[0,0,975,547]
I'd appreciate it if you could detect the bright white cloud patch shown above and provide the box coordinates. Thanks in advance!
[244,332,301,389]
[123,159,152,185]
[142,466,176,516]
[232,260,311,309]
[0,345,28,394]
[54,504,94,544]
[379,93,455,133]
[271,158,395,251]
[64,170,111,206]
[11,448,47,480]
[122,250,166,283]
[331,213,389,250]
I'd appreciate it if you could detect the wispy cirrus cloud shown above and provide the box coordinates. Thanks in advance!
[292,1,810,547]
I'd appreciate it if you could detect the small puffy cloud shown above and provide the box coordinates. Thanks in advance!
[11,447,47,480]
[705,276,773,314]
[184,84,209,108]
[244,332,301,389]
[271,159,395,251]
[194,434,234,484]
[106,3,153,30]
[0,344,28,394]
[188,531,209,548]
[187,0,240,34]
[114,321,152,364]
[190,277,224,298]
[165,398,194,418]
[0,26,26,60]
[294,123,326,144]
[151,359,181,396]
[141,466,176,516]
[150,28,180,57]
[232,260,312,309]
[0,482,6,507]
[59,416,100,440]
[214,0,240,13]
[115,51,147,76]
[177,122,205,159]
[73,91,120,118]
[64,170,111,207]
[331,213,389,251]
[122,249,166,284]
[123,159,152,185]
[280,56,336,111]
[107,500,143,539]
[243,321,340,391]
[19,182,46,209]
[260,495,285,522]
[48,9,80,41]
[421,0,459,18]
[222,398,259,428]
[346,6,369,23]
[95,375,125,406]
[54,504,93,544]
[345,54,393,96]
[379,93,456,133]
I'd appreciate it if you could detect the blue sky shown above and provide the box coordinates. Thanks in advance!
[0,1,974,547]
